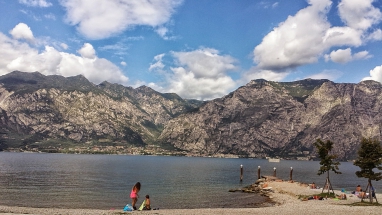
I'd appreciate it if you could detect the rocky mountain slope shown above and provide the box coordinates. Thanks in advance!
[0,71,201,150]
[159,79,382,160]
[2,71,382,160]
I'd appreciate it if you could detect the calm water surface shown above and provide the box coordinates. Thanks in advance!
[0,152,380,209]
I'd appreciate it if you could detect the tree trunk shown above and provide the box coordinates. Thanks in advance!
[327,171,330,195]
[369,179,373,203]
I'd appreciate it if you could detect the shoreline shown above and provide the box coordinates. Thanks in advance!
[1,180,381,214]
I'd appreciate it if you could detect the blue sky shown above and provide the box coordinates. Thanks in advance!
[0,0,382,100]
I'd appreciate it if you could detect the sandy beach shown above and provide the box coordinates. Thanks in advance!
[1,180,381,215]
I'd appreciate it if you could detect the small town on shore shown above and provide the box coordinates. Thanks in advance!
[3,141,317,161]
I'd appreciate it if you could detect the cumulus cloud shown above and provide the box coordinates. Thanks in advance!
[0,25,128,85]
[60,0,183,39]
[326,48,352,63]
[19,0,52,7]
[155,27,169,38]
[338,0,382,30]
[305,69,343,80]
[367,29,382,41]
[363,65,382,83]
[253,0,332,71]
[120,61,126,66]
[172,48,237,79]
[77,43,96,59]
[250,0,382,82]
[242,68,288,84]
[9,23,34,42]
[165,67,236,100]
[323,26,363,47]
[150,48,237,100]
[325,48,371,63]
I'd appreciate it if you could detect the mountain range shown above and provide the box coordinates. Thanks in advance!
[1,71,382,160]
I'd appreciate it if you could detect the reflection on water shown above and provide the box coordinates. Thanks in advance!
[0,152,380,209]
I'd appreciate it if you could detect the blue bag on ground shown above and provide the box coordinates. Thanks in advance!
[123,204,133,211]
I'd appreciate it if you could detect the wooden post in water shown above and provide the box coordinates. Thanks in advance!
[240,164,243,182]
[290,167,293,181]
[273,167,276,177]
[257,166,261,179]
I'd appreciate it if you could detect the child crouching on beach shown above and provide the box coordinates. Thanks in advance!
[143,195,151,210]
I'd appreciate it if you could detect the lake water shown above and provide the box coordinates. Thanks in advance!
[0,152,380,209]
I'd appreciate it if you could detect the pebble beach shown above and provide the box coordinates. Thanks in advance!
[1,180,381,215]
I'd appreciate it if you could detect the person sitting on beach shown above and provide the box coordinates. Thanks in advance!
[352,185,361,195]
[339,193,347,200]
[310,182,316,189]
[358,189,367,198]
[143,195,151,210]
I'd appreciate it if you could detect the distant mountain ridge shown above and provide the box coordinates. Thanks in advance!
[159,78,382,160]
[1,71,382,160]
[0,71,202,151]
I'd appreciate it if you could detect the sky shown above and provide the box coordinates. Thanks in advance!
[0,0,382,100]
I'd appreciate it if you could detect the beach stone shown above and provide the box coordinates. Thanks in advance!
[264,176,278,181]
[255,179,266,184]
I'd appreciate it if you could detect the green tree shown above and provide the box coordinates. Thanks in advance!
[314,139,341,195]
[354,137,382,203]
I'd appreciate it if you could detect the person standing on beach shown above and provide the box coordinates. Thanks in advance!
[130,182,141,210]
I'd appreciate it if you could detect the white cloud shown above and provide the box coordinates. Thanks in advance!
[172,48,237,79]
[259,1,279,9]
[153,53,165,61]
[150,48,237,100]
[149,53,165,71]
[323,26,363,47]
[253,0,332,71]
[250,0,382,83]
[166,67,236,100]
[0,31,128,85]
[98,41,131,56]
[77,43,96,59]
[325,48,371,63]
[363,65,382,83]
[44,13,56,20]
[353,50,371,60]
[305,69,343,80]
[120,61,126,66]
[60,43,68,50]
[60,0,183,40]
[155,27,168,38]
[367,29,382,41]
[19,0,52,7]
[242,68,289,84]
[9,23,34,42]
[98,37,142,56]
[327,48,352,63]
[57,52,128,84]
[338,0,382,30]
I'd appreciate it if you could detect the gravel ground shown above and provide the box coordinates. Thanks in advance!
[1,181,381,215]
